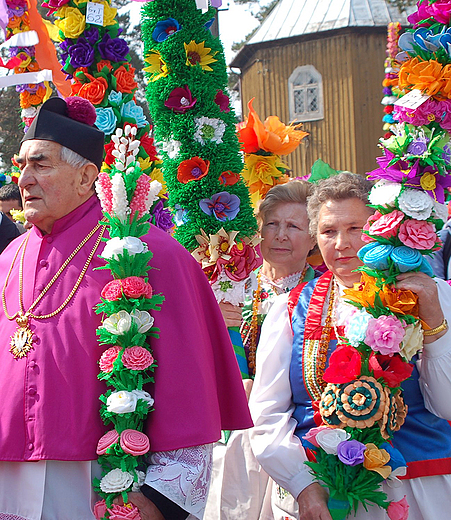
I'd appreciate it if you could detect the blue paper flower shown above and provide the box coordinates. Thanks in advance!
[95,107,117,135]
[120,101,148,128]
[380,443,406,472]
[199,192,241,222]
[419,257,434,277]
[390,246,422,272]
[359,242,393,270]
[346,310,372,347]
[108,90,123,106]
[152,18,181,43]
[174,204,189,226]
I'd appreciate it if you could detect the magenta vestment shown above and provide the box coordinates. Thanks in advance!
[0,196,252,461]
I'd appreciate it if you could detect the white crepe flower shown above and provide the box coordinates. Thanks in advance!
[132,470,146,492]
[106,390,137,414]
[100,468,134,493]
[132,389,154,408]
[130,309,154,333]
[103,310,132,335]
[397,188,433,220]
[316,428,350,455]
[102,236,148,260]
[21,107,38,119]
[432,200,448,223]
[161,139,181,159]
[368,180,402,208]
[111,172,129,222]
[194,116,226,145]
[400,321,423,361]
[145,180,163,213]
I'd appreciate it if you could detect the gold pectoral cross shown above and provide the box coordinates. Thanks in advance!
[10,314,34,359]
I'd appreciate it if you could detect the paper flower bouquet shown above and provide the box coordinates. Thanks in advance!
[93,124,164,520]
[303,2,451,518]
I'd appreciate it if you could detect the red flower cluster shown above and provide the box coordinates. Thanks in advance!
[101,277,153,301]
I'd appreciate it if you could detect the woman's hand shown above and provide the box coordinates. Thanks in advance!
[396,272,447,343]
[297,483,332,520]
[219,301,243,328]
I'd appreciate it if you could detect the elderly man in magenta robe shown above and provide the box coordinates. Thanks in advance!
[0,97,252,520]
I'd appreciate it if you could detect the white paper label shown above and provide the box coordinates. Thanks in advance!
[86,2,104,26]
[394,89,430,110]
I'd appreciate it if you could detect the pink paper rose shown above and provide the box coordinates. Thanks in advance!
[96,429,120,455]
[302,425,331,448]
[101,279,123,301]
[120,429,150,455]
[362,211,381,243]
[107,503,141,520]
[365,315,405,356]
[94,499,108,520]
[121,277,153,299]
[368,210,404,239]
[99,345,121,373]
[387,496,409,520]
[398,219,438,250]
[121,346,154,371]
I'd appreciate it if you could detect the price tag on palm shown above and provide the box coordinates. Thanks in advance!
[86,2,104,26]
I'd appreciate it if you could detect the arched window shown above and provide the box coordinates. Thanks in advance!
[288,65,324,122]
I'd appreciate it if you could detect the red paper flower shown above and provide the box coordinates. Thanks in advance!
[219,170,240,186]
[99,346,121,373]
[122,346,154,371]
[323,345,362,384]
[214,89,230,112]
[177,157,210,183]
[164,85,197,113]
[104,141,115,166]
[101,279,123,301]
[369,353,414,388]
[121,277,153,299]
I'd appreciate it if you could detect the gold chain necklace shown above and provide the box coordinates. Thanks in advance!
[248,264,309,376]
[2,222,106,359]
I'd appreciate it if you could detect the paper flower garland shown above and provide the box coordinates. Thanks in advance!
[141,0,260,307]
[47,0,172,232]
[237,97,308,207]
[303,2,451,518]
[92,125,165,520]
[382,22,402,136]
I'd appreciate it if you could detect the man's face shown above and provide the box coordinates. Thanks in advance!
[0,199,22,221]
[17,140,82,234]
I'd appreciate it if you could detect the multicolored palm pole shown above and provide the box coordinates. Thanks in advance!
[302,1,451,519]
[381,22,402,137]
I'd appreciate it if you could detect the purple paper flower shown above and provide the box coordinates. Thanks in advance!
[68,38,95,69]
[336,440,366,466]
[83,26,100,46]
[98,33,129,62]
[199,192,241,222]
[152,18,181,42]
[151,201,173,233]
[164,85,197,113]
[59,40,71,65]
[404,166,451,204]
[406,136,429,156]
[442,143,451,165]
[214,90,230,113]
[368,149,420,183]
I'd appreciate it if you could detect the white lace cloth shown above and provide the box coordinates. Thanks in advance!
[146,444,213,519]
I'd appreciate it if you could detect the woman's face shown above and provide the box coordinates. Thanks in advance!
[260,202,314,275]
[316,198,373,287]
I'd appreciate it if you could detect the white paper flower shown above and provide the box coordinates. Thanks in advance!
[103,310,132,335]
[400,321,423,361]
[130,309,154,333]
[316,428,350,455]
[194,116,226,145]
[132,389,154,408]
[102,236,148,260]
[145,180,163,212]
[432,200,448,223]
[397,188,433,220]
[22,107,38,119]
[106,390,138,414]
[369,180,401,208]
[111,172,129,222]
[132,470,146,492]
[100,468,134,493]
[161,139,181,159]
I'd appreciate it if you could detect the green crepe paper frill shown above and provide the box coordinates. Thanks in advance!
[141,0,257,252]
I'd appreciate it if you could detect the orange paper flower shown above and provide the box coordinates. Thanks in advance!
[398,57,451,98]
[114,65,138,94]
[363,443,391,479]
[97,60,113,73]
[72,74,108,106]
[237,98,308,155]
[177,157,210,183]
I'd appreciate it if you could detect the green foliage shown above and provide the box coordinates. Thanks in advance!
[141,0,258,252]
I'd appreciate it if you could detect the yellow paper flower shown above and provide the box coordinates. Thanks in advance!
[420,171,437,191]
[55,7,85,39]
[10,209,25,224]
[184,41,217,72]
[144,50,169,82]
[363,443,391,479]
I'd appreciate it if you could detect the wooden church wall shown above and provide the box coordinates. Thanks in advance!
[238,28,387,177]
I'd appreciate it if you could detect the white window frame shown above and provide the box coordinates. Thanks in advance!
[288,65,324,122]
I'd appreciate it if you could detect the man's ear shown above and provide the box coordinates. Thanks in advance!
[78,163,99,196]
